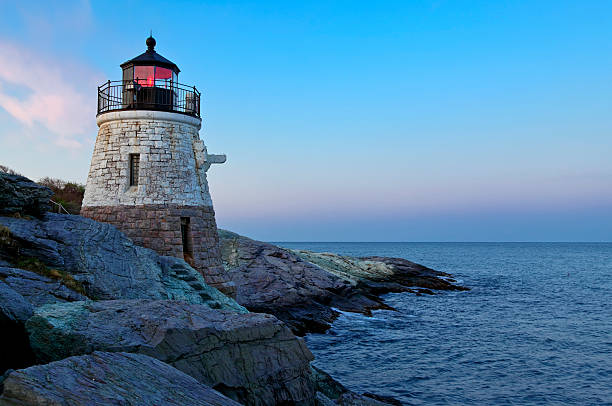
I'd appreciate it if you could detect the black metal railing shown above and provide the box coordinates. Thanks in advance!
[97,80,201,118]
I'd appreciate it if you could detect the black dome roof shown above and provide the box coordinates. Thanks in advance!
[120,36,180,74]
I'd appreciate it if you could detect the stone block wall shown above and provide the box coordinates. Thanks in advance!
[83,111,212,207]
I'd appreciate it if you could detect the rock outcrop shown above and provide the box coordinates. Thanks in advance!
[0,266,88,375]
[0,267,87,307]
[26,299,316,405]
[219,229,467,335]
[0,214,244,313]
[0,351,241,406]
[219,230,386,335]
[0,172,52,218]
[0,282,32,325]
[0,281,35,374]
[292,251,468,294]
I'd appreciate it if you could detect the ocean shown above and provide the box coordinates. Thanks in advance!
[274,242,612,406]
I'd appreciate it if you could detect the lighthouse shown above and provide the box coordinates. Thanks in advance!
[81,36,235,296]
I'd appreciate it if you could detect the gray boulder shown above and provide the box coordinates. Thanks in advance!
[0,266,89,375]
[0,282,32,324]
[26,299,316,406]
[0,282,35,374]
[0,351,241,406]
[0,173,52,218]
[0,214,245,313]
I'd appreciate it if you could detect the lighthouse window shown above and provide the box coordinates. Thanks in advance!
[132,66,174,88]
[122,66,133,83]
[155,67,173,89]
[155,67,172,79]
[135,66,155,87]
[180,217,193,264]
[129,154,140,186]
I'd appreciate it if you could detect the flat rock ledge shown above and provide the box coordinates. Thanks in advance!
[0,267,87,307]
[26,299,316,406]
[0,351,240,406]
[292,251,469,294]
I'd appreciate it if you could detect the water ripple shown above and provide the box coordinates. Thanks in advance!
[279,242,612,406]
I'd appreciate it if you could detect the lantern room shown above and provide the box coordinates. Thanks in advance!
[97,36,200,117]
[120,36,179,87]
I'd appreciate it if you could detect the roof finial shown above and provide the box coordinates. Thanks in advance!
[146,32,156,52]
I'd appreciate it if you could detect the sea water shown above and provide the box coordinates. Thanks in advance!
[274,242,612,406]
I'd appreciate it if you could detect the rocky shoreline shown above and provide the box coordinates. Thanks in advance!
[219,230,468,336]
[0,172,467,405]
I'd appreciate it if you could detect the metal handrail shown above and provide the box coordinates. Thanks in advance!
[97,79,201,118]
[49,199,70,215]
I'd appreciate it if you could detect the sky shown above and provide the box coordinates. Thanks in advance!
[0,0,611,242]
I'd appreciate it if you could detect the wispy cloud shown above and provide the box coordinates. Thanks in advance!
[0,40,103,149]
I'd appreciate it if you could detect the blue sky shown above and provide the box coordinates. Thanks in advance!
[0,1,611,241]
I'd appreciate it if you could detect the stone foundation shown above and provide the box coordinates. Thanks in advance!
[81,204,235,297]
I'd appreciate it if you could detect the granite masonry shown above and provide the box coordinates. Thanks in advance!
[81,110,235,296]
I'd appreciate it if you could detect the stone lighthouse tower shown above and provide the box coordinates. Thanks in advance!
[81,36,235,296]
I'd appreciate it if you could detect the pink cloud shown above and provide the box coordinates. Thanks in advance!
[0,40,103,149]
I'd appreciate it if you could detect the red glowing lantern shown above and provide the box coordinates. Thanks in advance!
[117,36,192,113]
[121,36,179,88]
